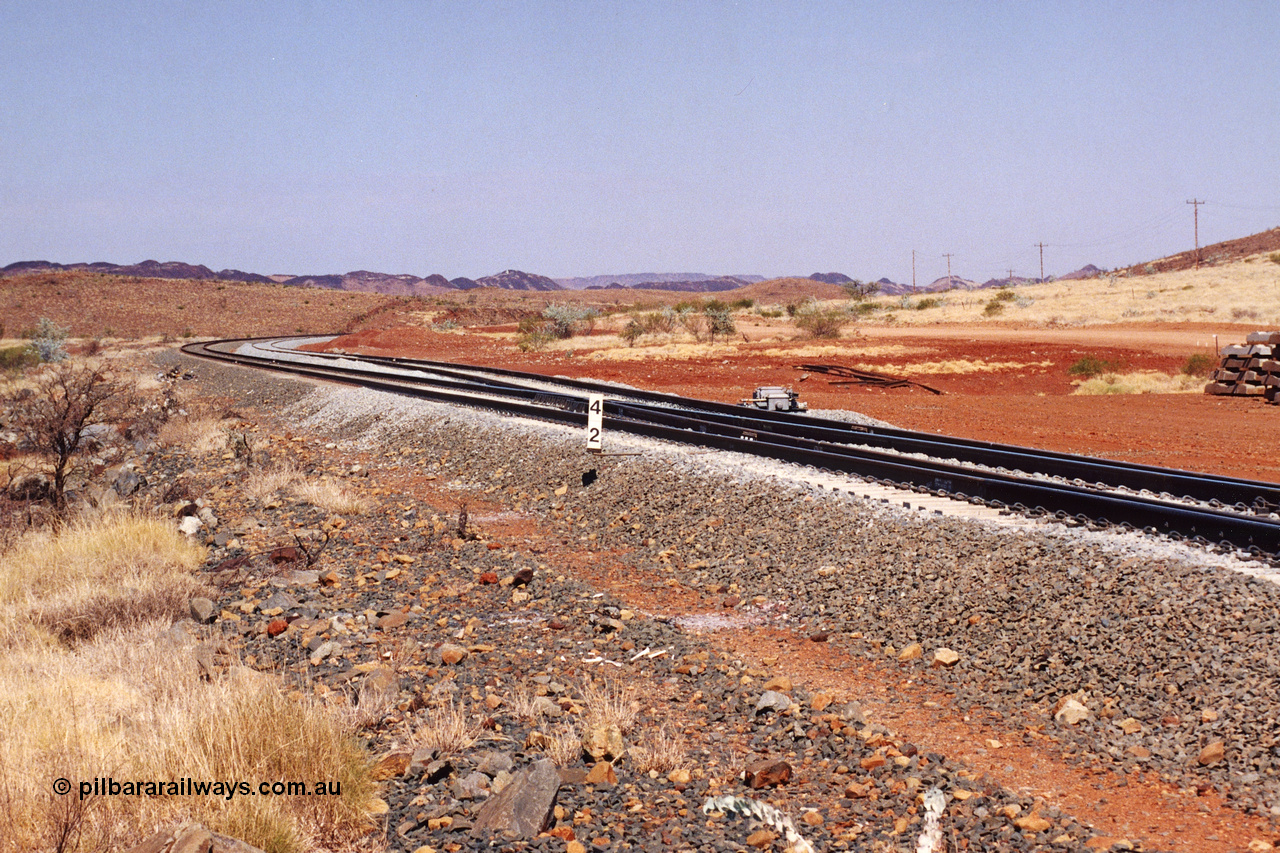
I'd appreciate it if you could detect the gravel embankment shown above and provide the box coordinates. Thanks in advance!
[160,352,1280,850]
[279,379,1280,817]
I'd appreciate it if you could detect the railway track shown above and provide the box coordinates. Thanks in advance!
[182,336,1280,560]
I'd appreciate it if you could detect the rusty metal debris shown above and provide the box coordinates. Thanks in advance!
[795,363,943,395]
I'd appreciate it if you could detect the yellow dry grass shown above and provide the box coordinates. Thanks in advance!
[158,415,229,455]
[861,359,1055,376]
[0,514,379,853]
[857,254,1280,327]
[290,478,370,515]
[628,723,690,775]
[244,465,305,503]
[0,623,377,853]
[1072,371,1206,395]
[405,698,485,756]
[759,344,921,360]
[0,513,208,647]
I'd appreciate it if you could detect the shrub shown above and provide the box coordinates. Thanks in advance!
[1068,355,1121,378]
[993,289,1017,302]
[516,317,556,351]
[639,309,676,334]
[914,297,942,310]
[1269,252,1280,265]
[31,317,68,363]
[982,300,1005,317]
[792,302,849,339]
[1182,352,1217,376]
[541,304,598,339]
[730,298,754,309]
[0,346,38,374]
[704,306,736,340]
[619,319,644,347]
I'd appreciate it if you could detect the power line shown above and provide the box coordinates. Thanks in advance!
[1187,198,1204,267]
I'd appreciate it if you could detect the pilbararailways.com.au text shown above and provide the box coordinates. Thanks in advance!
[62,777,342,801]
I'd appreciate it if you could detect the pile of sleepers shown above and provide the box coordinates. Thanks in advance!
[1205,331,1280,403]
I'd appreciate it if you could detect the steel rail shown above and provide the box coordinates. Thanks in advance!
[180,337,1280,556]
[335,347,1280,510]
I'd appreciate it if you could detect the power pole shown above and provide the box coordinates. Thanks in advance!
[1186,199,1204,267]
[1007,268,1014,285]
[911,249,916,290]
[943,253,953,286]
[1035,242,1046,282]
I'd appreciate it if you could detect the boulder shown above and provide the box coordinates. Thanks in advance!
[1053,696,1090,725]
[581,723,625,763]
[743,759,792,788]
[471,758,560,838]
[188,598,215,624]
[755,690,791,715]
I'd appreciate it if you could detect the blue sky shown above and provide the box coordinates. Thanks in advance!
[3,1,1278,284]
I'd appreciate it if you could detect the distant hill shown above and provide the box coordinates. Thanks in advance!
[1058,264,1103,280]
[585,276,757,293]
[1,259,455,296]
[473,269,562,291]
[557,272,765,290]
[1,259,273,283]
[808,272,853,285]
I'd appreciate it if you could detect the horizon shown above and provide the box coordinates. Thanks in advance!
[4,3,1280,284]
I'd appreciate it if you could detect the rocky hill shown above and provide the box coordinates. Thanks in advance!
[1,259,274,283]
[556,272,766,290]
[472,270,563,291]
[585,276,757,293]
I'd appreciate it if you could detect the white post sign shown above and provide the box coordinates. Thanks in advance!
[586,394,604,452]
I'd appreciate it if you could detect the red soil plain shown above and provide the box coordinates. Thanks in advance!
[317,319,1280,853]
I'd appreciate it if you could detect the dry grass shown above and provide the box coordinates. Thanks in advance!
[244,464,305,503]
[0,512,208,647]
[580,676,640,733]
[1072,371,1206,395]
[243,465,368,515]
[853,255,1280,327]
[542,720,583,766]
[0,622,377,853]
[158,415,230,455]
[406,698,484,756]
[290,478,369,516]
[857,358,1054,376]
[509,685,543,720]
[628,724,690,774]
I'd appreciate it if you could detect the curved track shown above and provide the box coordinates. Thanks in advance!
[182,336,1280,559]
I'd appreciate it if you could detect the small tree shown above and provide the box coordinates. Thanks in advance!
[841,280,881,301]
[7,362,129,511]
[619,318,644,347]
[704,306,736,340]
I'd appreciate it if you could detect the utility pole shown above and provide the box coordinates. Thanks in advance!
[1186,199,1204,267]
[943,253,953,286]
[911,250,916,290]
[1035,242,1046,282]
[1007,268,1015,285]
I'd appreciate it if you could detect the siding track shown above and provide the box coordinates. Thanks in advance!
[182,336,1280,558]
